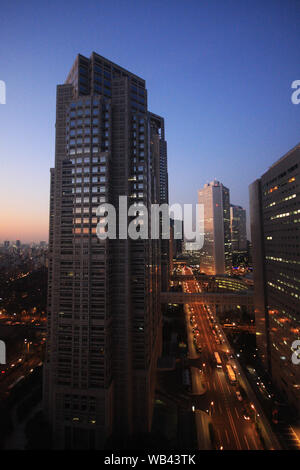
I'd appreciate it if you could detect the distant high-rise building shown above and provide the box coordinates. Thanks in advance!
[249,144,300,414]
[149,113,169,291]
[44,52,168,449]
[16,240,21,248]
[4,241,9,249]
[198,180,231,275]
[230,204,247,263]
[170,218,183,259]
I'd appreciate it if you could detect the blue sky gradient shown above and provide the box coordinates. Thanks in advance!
[0,0,299,241]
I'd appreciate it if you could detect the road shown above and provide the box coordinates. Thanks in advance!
[182,265,270,450]
[0,354,42,400]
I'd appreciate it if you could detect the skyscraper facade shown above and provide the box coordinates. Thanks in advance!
[230,204,247,265]
[249,144,300,414]
[198,180,232,275]
[44,52,168,449]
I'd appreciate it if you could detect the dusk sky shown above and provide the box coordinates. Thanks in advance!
[0,0,299,242]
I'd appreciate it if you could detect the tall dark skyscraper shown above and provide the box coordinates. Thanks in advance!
[44,52,168,449]
[249,144,300,415]
[230,205,247,253]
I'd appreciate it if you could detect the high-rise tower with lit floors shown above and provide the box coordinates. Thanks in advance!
[250,144,300,415]
[44,53,168,449]
[198,180,231,275]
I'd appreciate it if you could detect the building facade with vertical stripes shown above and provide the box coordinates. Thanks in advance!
[44,53,168,449]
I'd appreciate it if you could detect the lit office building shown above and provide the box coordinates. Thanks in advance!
[249,144,300,414]
[198,180,232,275]
[230,204,247,252]
[230,204,247,264]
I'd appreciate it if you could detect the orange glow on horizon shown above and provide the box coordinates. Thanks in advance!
[0,210,49,243]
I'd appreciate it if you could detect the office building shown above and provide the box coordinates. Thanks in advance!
[230,204,247,252]
[198,180,231,275]
[230,204,247,264]
[249,144,300,414]
[44,52,168,449]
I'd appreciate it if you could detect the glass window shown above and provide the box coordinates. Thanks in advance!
[94,65,102,74]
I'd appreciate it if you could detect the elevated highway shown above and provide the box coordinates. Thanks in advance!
[160,290,253,307]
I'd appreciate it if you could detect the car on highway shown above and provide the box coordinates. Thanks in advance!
[242,408,251,420]
[235,390,243,402]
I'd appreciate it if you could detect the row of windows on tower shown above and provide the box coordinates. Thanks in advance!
[69,147,106,155]
[68,119,109,130]
[72,176,106,184]
[70,156,106,164]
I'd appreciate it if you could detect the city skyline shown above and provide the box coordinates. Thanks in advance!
[1,0,300,242]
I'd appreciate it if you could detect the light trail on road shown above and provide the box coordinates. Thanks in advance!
[182,265,264,450]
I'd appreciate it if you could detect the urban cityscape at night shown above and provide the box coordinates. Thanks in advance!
[0,0,300,460]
